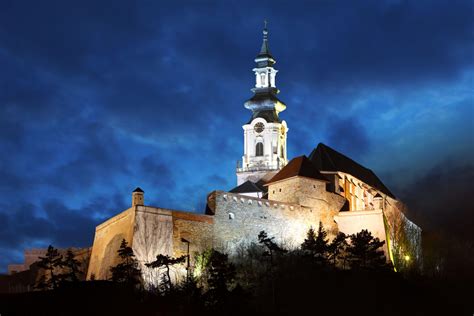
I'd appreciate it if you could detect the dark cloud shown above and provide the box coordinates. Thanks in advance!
[324,116,371,160]
[397,162,474,241]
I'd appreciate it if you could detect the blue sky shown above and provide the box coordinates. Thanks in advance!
[0,0,473,271]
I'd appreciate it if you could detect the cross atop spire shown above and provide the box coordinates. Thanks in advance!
[257,20,274,63]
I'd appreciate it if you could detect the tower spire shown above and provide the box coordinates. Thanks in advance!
[244,21,286,119]
[237,22,288,185]
[257,20,274,62]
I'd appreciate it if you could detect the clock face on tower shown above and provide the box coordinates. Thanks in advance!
[254,122,265,133]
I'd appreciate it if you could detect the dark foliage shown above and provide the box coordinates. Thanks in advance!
[204,249,236,308]
[328,232,348,268]
[347,229,387,270]
[3,229,472,316]
[301,222,329,265]
[257,231,286,265]
[61,250,81,283]
[145,254,186,292]
[110,239,142,287]
[36,245,64,290]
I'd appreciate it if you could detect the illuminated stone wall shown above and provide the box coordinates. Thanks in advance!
[267,177,347,235]
[87,205,213,287]
[211,190,345,253]
[87,183,420,286]
[87,208,136,280]
[334,209,389,256]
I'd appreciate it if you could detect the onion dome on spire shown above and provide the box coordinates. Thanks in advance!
[244,20,286,123]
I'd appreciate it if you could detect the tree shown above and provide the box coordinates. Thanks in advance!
[258,231,286,309]
[347,229,387,269]
[301,222,329,265]
[61,249,81,282]
[301,227,317,252]
[328,232,348,268]
[205,249,236,308]
[36,245,64,290]
[110,239,142,286]
[207,250,235,293]
[193,249,213,287]
[146,254,186,292]
[258,231,286,266]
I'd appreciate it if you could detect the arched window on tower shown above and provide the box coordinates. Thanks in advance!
[260,73,266,87]
[256,142,264,156]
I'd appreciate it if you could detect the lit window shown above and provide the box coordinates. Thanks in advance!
[256,142,264,156]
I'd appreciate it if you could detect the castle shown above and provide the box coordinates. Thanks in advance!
[5,25,421,290]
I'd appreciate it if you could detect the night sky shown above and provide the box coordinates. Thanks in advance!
[0,0,473,272]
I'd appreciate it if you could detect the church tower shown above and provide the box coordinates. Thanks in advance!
[236,23,288,185]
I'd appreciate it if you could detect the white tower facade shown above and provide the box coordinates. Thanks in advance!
[236,25,288,185]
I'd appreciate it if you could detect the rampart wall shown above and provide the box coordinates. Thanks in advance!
[210,190,344,253]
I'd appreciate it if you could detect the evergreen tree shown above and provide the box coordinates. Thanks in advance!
[207,250,235,293]
[347,229,387,269]
[36,245,64,290]
[110,239,142,286]
[301,222,329,265]
[205,249,236,308]
[62,249,81,282]
[258,231,286,265]
[146,254,186,292]
[328,232,348,268]
[258,231,286,310]
[301,227,317,252]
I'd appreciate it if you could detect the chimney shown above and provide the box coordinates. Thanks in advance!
[132,187,144,207]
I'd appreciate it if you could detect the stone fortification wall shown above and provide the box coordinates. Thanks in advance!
[87,208,135,280]
[268,177,327,205]
[334,209,389,256]
[87,204,213,286]
[268,177,347,235]
[171,211,214,259]
[133,206,214,286]
[132,206,174,286]
[211,190,344,253]
[8,247,90,277]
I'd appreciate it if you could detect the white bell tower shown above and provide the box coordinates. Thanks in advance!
[236,23,288,185]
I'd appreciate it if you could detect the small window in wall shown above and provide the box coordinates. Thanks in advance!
[260,73,266,86]
[279,188,282,192]
[256,142,264,156]
[273,190,275,194]
[228,212,235,220]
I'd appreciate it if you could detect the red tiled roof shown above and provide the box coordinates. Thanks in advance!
[266,155,329,185]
